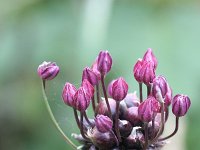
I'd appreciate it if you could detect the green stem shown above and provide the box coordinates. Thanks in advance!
[41,80,77,150]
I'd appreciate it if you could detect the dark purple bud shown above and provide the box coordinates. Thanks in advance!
[123,92,140,108]
[37,61,59,80]
[143,48,158,69]
[124,107,141,126]
[110,77,128,101]
[73,87,91,111]
[148,121,160,140]
[97,51,112,75]
[82,67,99,85]
[124,127,144,149]
[133,59,156,85]
[95,115,113,133]
[138,97,155,122]
[152,75,172,105]
[172,94,191,117]
[88,127,118,149]
[91,57,101,80]
[62,82,76,107]
[81,79,95,100]
[118,120,133,137]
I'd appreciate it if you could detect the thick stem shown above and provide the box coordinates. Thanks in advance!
[83,111,94,127]
[139,83,143,103]
[158,117,179,141]
[41,80,77,149]
[143,123,149,150]
[115,101,121,143]
[96,84,100,104]
[150,102,165,144]
[91,96,96,112]
[73,108,80,129]
[165,107,169,122]
[80,112,89,140]
[101,75,112,118]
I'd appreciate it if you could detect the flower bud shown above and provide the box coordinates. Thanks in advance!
[143,48,158,69]
[118,120,133,137]
[88,127,118,149]
[123,92,140,108]
[107,80,116,97]
[81,79,95,100]
[148,121,160,140]
[124,127,144,149]
[152,75,172,105]
[91,57,101,80]
[95,115,113,133]
[133,59,155,85]
[97,51,112,75]
[110,77,128,101]
[82,67,99,85]
[37,61,59,80]
[62,82,76,107]
[73,87,91,111]
[138,97,155,122]
[124,107,141,126]
[172,94,191,117]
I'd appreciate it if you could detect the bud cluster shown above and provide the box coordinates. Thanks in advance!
[38,49,191,150]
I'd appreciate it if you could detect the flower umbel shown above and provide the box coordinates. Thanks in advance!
[38,49,191,150]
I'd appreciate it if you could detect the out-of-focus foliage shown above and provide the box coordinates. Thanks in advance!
[0,0,200,150]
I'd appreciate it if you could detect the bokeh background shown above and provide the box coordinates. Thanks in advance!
[0,0,200,150]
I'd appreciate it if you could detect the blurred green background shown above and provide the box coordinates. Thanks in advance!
[0,0,200,150]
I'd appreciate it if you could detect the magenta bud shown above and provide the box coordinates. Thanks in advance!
[143,48,158,69]
[138,97,156,122]
[91,57,101,80]
[97,50,112,75]
[73,87,91,111]
[81,79,95,100]
[62,82,76,107]
[37,61,59,80]
[110,77,128,101]
[82,67,99,85]
[172,94,191,117]
[152,75,172,105]
[125,107,141,126]
[95,115,113,133]
[133,59,156,85]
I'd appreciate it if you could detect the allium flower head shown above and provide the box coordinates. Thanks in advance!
[37,61,59,80]
[82,67,99,85]
[143,48,158,69]
[95,115,113,133]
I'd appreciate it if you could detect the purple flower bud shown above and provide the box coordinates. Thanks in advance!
[125,107,141,126]
[81,79,95,100]
[123,92,140,108]
[73,87,91,111]
[133,59,156,85]
[62,82,76,107]
[91,57,101,80]
[97,51,112,75]
[110,77,128,101]
[143,48,158,69]
[37,61,59,80]
[138,97,155,122]
[82,67,99,85]
[88,127,118,149]
[118,120,133,137]
[148,121,160,140]
[152,75,172,105]
[172,94,191,117]
[95,115,113,133]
